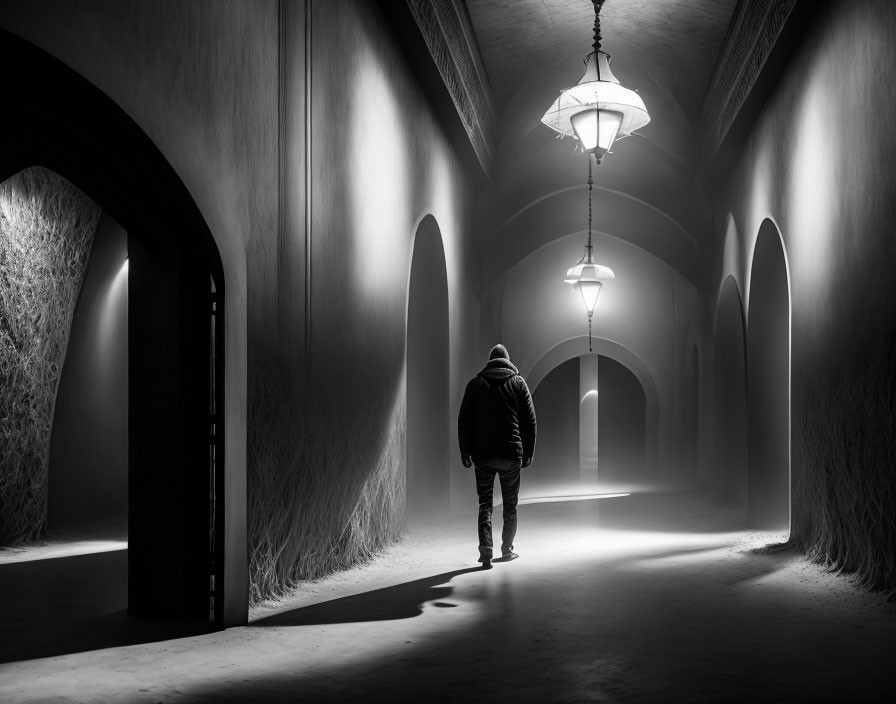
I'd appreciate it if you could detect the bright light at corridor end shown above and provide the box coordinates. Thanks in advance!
[519,492,630,506]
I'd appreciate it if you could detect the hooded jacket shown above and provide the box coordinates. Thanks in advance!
[458,357,537,461]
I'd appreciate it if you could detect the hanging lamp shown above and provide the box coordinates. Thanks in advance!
[541,0,650,163]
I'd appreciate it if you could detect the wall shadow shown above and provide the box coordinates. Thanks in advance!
[0,551,213,664]
[253,567,482,627]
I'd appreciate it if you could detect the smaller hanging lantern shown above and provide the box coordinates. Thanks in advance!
[565,258,614,352]
[565,260,614,318]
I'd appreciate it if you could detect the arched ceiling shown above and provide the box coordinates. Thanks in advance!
[453,0,742,383]
[465,0,739,285]
[466,0,737,119]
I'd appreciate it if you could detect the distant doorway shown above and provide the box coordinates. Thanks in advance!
[528,354,646,495]
[406,216,449,521]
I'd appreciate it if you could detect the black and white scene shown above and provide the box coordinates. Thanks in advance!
[1,0,895,701]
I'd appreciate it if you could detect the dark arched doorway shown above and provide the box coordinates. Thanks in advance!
[528,354,646,495]
[714,277,748,508]
[747,220,790,530]
[406,215,449,521]
[0,31,225,626]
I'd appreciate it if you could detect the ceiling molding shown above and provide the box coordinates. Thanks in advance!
[406,0,495,177]
[699,0,797,166]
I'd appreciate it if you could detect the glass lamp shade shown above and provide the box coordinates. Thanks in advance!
[570,109,623,157]
[565,261,614,316]
[542,51,649,148]
[578,280,602,315]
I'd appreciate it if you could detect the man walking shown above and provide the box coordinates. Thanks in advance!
[458,344,537,569]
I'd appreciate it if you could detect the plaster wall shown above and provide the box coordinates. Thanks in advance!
[717,1,896,579]
[48,214,128,529]
[248,0,477,599]
[314,0,476,503]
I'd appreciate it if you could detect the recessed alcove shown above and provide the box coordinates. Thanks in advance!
[747,220,791,530]
[48,212,129,543]
[406,215,449,522]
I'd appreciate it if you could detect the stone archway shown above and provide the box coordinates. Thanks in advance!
[529,349,649,493]
[526,336,660,476]
[0,31,229,624]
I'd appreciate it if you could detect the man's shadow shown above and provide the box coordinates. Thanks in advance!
[253,567,482,627]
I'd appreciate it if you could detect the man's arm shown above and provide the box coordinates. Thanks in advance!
[458,380,475,463]
[515,376,537,465]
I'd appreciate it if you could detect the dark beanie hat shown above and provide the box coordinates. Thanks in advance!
[489,344,509,361]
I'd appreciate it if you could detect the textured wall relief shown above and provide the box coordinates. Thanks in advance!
[0,167,100,545]
[248,361,407,605]
[793,331,896,594]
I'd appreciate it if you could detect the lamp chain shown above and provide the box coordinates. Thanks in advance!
[593,0,605,55]
[587,141,596,354]
[587,157,593,260]
[590,0,606,356]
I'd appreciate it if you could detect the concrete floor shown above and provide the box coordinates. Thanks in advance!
[1,492,894,703]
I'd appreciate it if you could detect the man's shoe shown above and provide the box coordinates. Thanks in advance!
[501,550,519,561]
[478,555,493,569]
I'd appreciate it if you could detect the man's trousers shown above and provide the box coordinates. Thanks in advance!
[473,457,522,559]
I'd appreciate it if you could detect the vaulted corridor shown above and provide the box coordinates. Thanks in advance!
[1,0,896,701]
